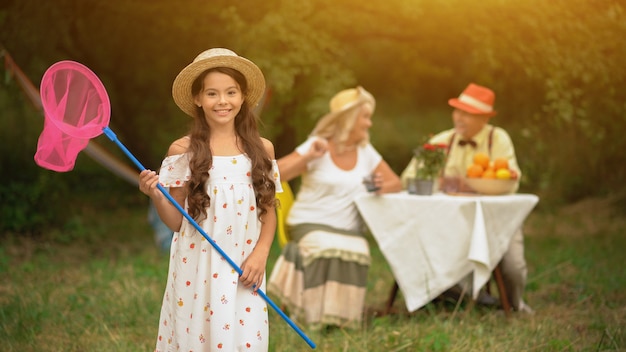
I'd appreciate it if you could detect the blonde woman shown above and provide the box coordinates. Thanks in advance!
[268,86,402,330]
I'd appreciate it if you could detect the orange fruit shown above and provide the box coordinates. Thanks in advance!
[482,168,496,179]
[473,152,490,170]
[496,168,512,179]
[493,158,509,171]
[467,164,484,178]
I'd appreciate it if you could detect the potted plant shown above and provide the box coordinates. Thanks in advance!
[410,141,447,195]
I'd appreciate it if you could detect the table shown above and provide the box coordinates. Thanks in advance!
[355,191,539,313]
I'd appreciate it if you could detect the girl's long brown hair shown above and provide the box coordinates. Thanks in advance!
[185,67,275,223]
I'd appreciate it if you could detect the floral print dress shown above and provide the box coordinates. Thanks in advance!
[155,153,280,352]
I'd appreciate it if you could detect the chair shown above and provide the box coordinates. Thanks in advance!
[275,181,294,248]
[489,264,512,317]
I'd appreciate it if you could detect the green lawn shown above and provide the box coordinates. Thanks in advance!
[1,195,624,351]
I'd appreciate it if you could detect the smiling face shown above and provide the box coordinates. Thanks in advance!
[193,71,244,127]
[452,108,491,139]
[346,103,374,145]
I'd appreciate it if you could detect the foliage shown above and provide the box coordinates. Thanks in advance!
[215,0,359,157]
[0,81,66,233]
[457,0,626,204]
[1,0,626,231]
[0,71,141,234]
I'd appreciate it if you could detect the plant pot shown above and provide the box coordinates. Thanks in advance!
[408,178,434,195]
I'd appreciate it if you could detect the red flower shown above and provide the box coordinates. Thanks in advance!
[413,139,448,180]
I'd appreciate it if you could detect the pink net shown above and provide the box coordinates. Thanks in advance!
[34,61,111,172]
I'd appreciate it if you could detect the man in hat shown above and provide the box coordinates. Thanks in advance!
[401,82,533,313]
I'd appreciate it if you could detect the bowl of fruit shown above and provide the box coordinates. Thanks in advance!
[464,153,518,195]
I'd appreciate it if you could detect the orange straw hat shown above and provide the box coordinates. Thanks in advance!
[172,48,266,118]
[448,83,497,117]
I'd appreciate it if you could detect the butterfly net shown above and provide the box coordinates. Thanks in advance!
[34,61,111,172]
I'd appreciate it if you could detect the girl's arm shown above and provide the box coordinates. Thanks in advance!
[138,138,188,232]
[239,138,278,290]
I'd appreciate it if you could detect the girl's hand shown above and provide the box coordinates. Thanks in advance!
[139,169,161,199]
[239,250,268,290]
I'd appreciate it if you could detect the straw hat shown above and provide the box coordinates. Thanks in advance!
[312,86,375,132]
[172,48,266,118]
[448,83,497,117]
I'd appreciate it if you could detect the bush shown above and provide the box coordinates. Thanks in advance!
[0,79,142,235]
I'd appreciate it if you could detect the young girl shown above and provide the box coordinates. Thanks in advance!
[139,48,280,352]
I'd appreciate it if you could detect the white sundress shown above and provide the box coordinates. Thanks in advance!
[154,153,280,352]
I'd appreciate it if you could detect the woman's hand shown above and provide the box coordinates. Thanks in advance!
[366,172,384,194]
[372,161,403,194]
[277,138,328,182]
[305,138,328,161]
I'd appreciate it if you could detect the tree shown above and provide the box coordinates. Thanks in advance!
[2,0,626,234]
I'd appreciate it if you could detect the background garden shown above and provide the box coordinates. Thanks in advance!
[1,0,625,350]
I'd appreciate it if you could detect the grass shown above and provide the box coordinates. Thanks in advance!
[1,194,625,351]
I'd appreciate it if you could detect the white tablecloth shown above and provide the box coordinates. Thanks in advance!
[355,192,539,312]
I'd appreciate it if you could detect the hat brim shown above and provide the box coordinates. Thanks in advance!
[172,55,265,118]
[448,98,497,117]
[313,99,367,135]
[313,86,376,132]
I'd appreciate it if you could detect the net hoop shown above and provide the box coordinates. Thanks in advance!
[39,60,111,139]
